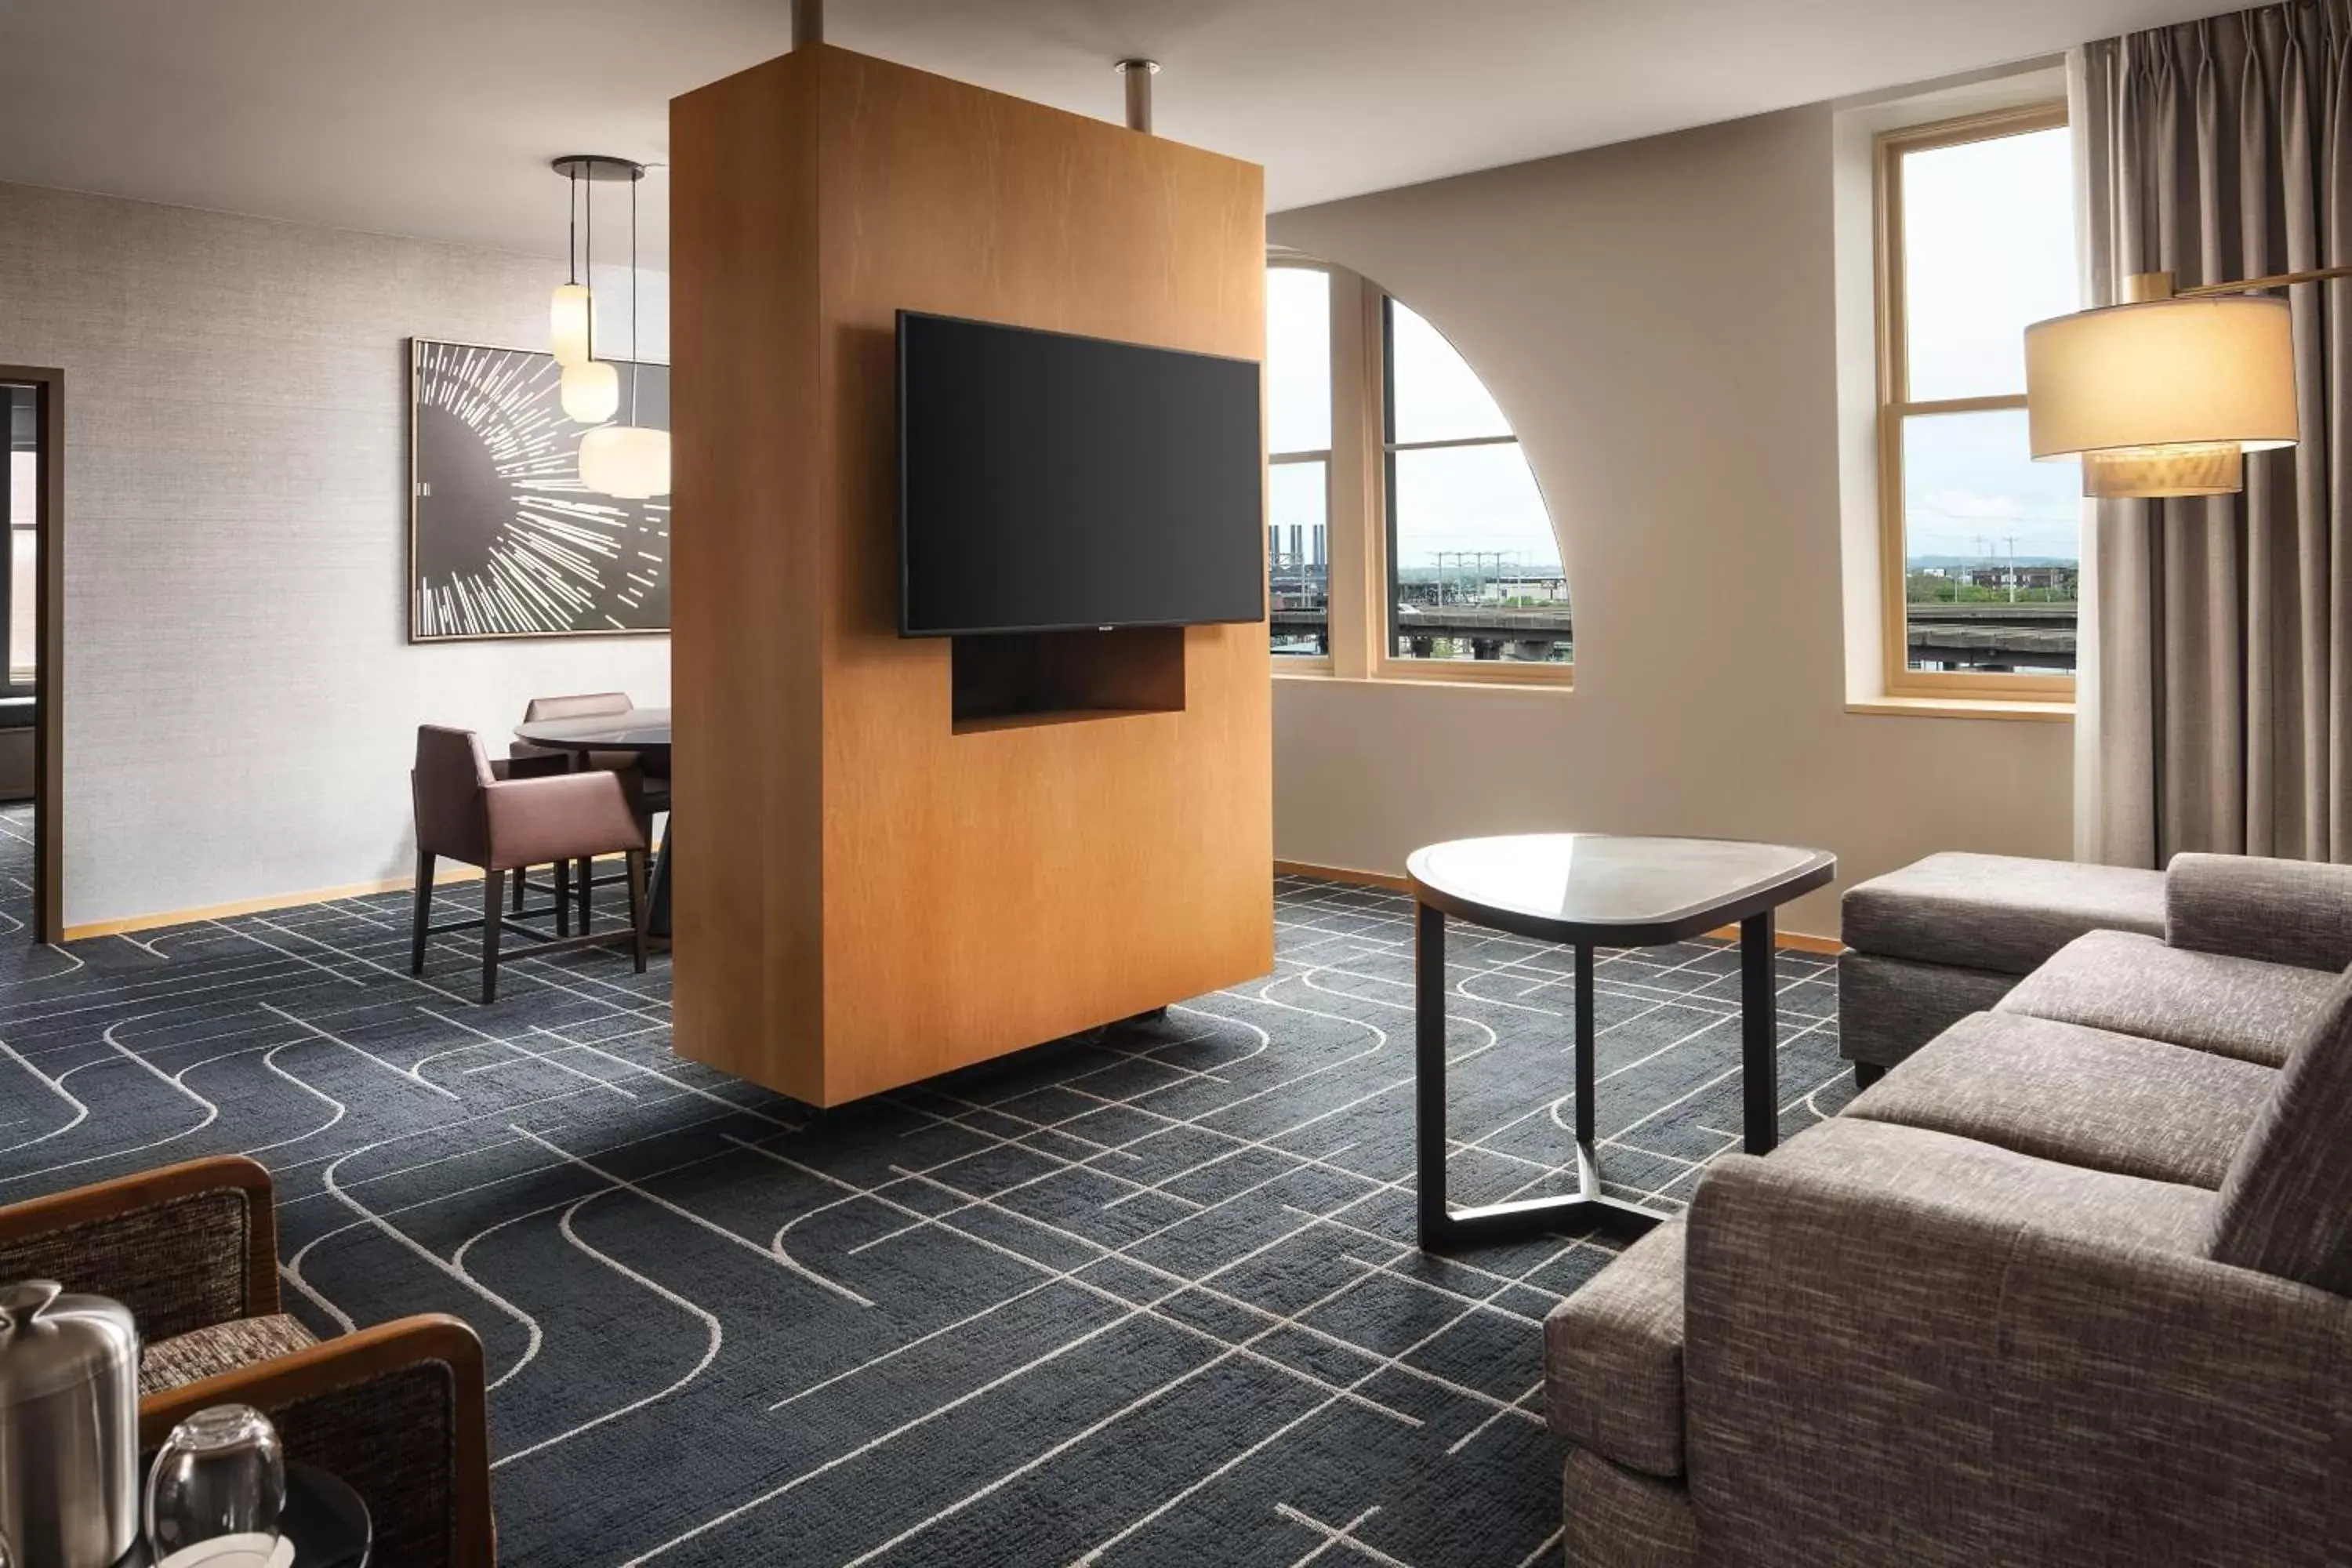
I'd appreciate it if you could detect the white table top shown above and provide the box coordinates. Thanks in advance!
[1406,833,1834,946]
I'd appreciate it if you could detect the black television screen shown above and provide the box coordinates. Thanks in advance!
[898,310,1265,636]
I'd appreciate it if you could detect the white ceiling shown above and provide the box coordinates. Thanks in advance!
[0,0,2227,267]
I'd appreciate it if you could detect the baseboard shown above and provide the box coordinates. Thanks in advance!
[1276,857,1844,954]
[61,851,648,943]
[1274,858,1413,893]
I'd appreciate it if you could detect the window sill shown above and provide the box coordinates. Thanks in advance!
[1275,667,1572,693]
[1848,695,2074,722]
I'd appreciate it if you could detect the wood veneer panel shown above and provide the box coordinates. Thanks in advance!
[813,47,1269,1104]
[669,50,826,1102]
[670,44,1269,1106]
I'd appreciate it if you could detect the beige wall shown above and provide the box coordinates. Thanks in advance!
[0,181,671,928]
[1269,103,2073,938]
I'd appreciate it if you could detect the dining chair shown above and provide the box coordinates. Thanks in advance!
[511,691,670,929]
[410,724,648,1003]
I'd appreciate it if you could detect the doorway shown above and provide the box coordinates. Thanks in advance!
[0,369,61,943]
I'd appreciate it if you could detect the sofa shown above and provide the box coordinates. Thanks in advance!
[1836,851,2167,1081]
[1540,852,2352,1566]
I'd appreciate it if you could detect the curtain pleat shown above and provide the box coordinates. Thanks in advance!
[2079,0,2352,866]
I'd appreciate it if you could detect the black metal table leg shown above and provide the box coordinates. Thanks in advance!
[1740,909,1779,1155]
[644,818,673,940]
[1416,901,1660,1251]
[1573,944,1595,1145]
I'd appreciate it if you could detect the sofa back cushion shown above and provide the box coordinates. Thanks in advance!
[2211,963,2352,1293]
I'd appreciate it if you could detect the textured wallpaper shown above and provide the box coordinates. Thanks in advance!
[0,180,673,926]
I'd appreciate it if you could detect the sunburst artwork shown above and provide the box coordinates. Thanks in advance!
[408,338,670,640]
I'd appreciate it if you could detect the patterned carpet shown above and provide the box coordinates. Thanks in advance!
[0,805,1854,1566]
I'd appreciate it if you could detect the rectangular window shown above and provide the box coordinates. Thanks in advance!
[1381,298,1567,669]
[1267,263,1332,659]
[1877,107,2078,699]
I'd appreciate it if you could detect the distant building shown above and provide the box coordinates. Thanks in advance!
[1479,575,1569,604]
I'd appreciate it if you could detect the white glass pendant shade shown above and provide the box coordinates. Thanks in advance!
[561,359,619,423]
[579,424,671,499]
[2024,292,2296,498]
[550,282,593,365]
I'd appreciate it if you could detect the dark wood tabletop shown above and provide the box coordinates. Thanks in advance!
[512,706,671,752]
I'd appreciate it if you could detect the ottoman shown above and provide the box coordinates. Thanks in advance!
[1838,851,2164,1080]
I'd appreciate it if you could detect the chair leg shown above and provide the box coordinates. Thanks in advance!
[410,851,435,975]
[554,859,571,937]
[512,868,525,914]
[577,855,593,931]
[481,869,504,1004]
[626,850,648,975]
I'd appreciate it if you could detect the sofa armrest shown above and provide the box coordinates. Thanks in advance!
[1544,1219,1686,1478]
[2165,851,2352,971]
[1680,1118,2349,1568]
[0,1156,278,1341]
[141,1314,495,1568]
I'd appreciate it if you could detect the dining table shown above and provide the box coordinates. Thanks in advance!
[511,706,673,940]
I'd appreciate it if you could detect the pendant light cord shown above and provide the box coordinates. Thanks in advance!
[567,167,578,286]
[630,171,640,428]
[583,172,594,361]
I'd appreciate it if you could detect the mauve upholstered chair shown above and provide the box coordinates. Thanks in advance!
[410,724,648,1003]
[510,691,670,927]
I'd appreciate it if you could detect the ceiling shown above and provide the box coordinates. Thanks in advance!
[0,0,2228,268]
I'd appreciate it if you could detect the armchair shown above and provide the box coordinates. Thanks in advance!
[411,724,648,1003]
[0,1156,495,1568]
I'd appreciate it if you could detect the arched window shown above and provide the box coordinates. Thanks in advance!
[1382,299,1563,664]
[1262,257,1566,682]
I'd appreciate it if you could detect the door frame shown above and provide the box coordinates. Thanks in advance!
[1,366,63,943]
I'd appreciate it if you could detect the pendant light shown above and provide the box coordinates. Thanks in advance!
[551,155,630,425]
[578,165,670,498]
[549,165,591,365]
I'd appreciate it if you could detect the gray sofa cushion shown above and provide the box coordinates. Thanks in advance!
[1544,1218,1686,1479]
[1840,851,2165,975]
[1563,1449,1698,1568]
[1845,1011,2276,1189]
[1837,950,2017,1069]
[2167,852,2352,972]
[1994,928,2336,1069]
[2212,967,2352,1294]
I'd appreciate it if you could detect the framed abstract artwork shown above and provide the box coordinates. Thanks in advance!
[408,338,670,641]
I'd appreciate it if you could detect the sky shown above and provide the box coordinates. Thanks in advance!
[1269,273,1556,575]
[1900,125,2082,562]
[1266,120,2084,578]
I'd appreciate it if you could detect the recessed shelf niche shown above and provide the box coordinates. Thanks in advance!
[950,625,1186,732]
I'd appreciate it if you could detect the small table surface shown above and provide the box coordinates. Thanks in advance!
[512,707,672,751]
[1406,833,1835,948]
[122,1461,371,1568]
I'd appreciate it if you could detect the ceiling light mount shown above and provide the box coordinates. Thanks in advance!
[1116,60,1159,134]
[550,154,647,184]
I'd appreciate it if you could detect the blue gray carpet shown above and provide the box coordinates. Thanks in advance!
[0,815,1853,1566]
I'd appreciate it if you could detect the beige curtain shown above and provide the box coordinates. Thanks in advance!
[2074,1,2352,866]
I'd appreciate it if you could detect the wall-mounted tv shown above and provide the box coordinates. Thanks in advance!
[898,310,1265,637]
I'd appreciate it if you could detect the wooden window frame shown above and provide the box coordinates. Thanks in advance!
[1268,256,1570,688]
[1874,102,2074,704]
[1373,293,1570,687]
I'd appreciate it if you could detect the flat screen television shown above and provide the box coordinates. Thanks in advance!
[898,310,1265,637]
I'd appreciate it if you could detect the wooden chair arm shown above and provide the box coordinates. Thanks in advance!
[141,1314,495,1568]
[0,1154,278,1319]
